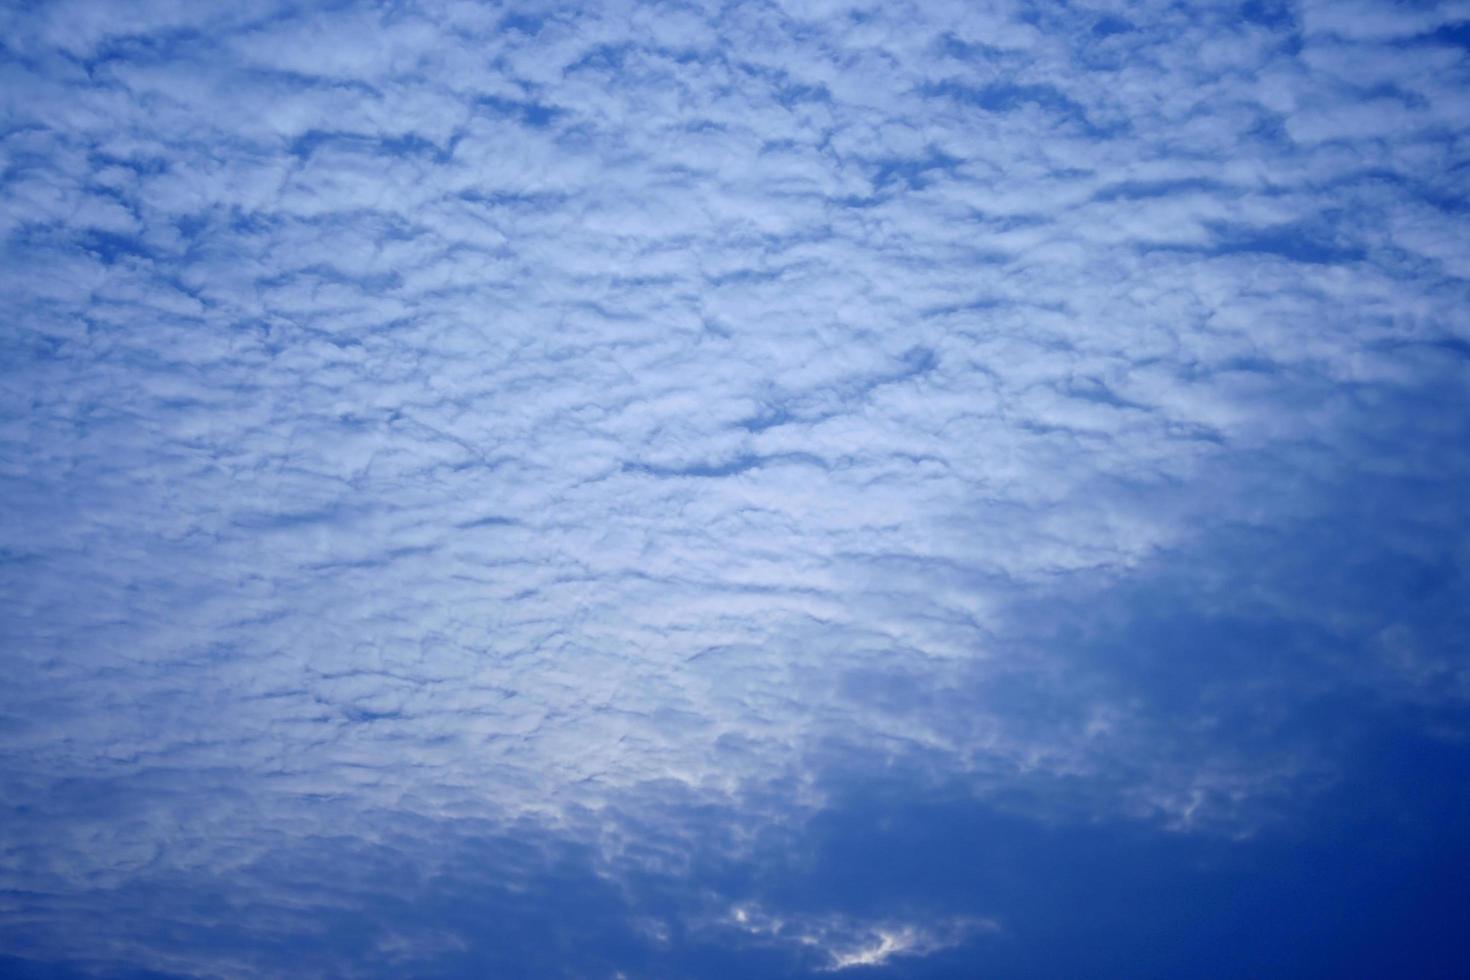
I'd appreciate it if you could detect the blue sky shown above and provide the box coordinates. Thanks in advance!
[1,0,1468,976]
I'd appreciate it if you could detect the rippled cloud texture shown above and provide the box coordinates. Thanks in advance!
[3,0,1469,976]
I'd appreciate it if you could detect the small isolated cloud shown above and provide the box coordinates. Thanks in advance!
[724,902,998,971]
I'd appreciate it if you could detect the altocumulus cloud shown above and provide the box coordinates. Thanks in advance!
[1,0,1468,977]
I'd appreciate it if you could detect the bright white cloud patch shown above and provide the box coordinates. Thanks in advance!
[724,902,995,971]
[1,0,1467,976]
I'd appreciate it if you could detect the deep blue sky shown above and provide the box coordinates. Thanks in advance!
[2,1,1468,976]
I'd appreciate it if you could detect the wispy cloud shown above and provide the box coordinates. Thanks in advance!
[723,902,997,971]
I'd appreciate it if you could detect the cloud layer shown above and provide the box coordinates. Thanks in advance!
[2,0,1468,975]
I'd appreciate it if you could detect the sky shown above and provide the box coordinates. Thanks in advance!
[1,0,1468,976]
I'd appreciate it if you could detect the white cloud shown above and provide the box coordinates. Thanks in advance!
[724,901,998,971]
[1,0,1467,974]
